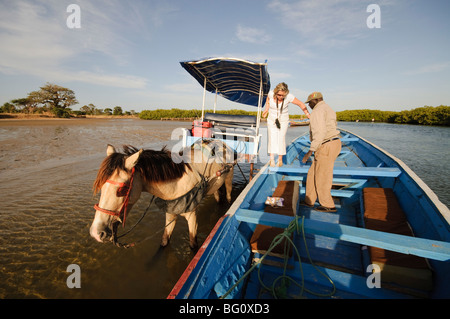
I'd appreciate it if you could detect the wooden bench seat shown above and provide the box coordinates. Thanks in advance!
[250,181,299,258]
[363,188,433,293]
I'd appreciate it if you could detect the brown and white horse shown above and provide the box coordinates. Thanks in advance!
[90,140,234,249]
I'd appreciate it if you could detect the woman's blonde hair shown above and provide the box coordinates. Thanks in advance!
[274,82,289,96]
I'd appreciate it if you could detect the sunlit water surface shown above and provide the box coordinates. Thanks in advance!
[0,119,447,298]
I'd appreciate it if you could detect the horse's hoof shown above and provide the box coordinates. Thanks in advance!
[189,240,198,251]
[160,238,169,247]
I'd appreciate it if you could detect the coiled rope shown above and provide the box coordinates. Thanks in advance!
[220,215,336,299]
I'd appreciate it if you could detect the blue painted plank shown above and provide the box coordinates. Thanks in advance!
[258,261,409,299]
[269,165,401,177]
[298,235,363,273]
[299,188,356,198]
[292,137,359,145]
[340,137,359,142]
[234,209,450,261]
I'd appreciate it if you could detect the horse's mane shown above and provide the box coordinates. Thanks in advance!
[93,145,191,194]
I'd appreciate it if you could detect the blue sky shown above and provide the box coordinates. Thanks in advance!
[1,0,449,114]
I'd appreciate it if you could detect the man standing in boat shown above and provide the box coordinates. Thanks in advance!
[301,92,341,212]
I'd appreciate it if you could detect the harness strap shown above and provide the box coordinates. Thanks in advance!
[154,174,209,215]
[105,180,127,187]
[93,203,121,217]
[93,167,135,227]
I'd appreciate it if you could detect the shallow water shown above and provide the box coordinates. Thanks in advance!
[0,119,448,298]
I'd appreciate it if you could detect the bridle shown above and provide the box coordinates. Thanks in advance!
[93,167,135,227]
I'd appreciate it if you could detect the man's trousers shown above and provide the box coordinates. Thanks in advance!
[304,139,342,208]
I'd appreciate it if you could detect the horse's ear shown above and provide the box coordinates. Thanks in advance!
[125,149,143,170]
[107,144,116,156]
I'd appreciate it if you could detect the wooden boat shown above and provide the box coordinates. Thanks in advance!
[168,128,450,299]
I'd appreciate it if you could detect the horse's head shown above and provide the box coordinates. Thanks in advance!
[90,145,143,244]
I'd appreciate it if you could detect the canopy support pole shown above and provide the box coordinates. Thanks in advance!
[214,89,218,113]
[201,77,207,121]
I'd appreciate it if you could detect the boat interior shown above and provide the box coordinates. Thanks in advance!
[224,130,449,299]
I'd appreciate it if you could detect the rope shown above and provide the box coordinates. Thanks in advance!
[112,195,155,248]
[220,216,336,299]
[112,197,180,249]
[117,196,155,240]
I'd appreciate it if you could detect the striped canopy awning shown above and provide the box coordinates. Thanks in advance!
[180,57,271,107]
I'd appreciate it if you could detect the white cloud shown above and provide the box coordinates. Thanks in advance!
[71,71,147,89]
[165,82,200,93]
[404,62,450,76]
[0,2,73,70]
[270,72,293,80]
[267,0,394,47]
[0,1,174,88]
[236,24,271,44]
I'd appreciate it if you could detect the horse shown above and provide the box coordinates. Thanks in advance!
[89,140,235,249]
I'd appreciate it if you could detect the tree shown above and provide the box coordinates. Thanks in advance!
[93,108,104,115]
[0,102,16,113]
[9,98,29,113]
[113,106,123,115]
[80,103,97,115]
[30,83,78,118]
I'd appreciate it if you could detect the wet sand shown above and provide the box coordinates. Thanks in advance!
[0,118,187,173]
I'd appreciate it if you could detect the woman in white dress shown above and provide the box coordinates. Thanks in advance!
[262,82,310,166]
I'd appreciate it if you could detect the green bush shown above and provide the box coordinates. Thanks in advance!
[337,106,449,126]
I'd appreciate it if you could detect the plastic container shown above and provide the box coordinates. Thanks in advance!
[192,120,212,138]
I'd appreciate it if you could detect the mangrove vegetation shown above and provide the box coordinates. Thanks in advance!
[1,82,448,126]
[138,106,450,126]
[336,106,449,126]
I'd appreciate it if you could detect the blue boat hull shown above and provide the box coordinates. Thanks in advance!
[169,129,450,299]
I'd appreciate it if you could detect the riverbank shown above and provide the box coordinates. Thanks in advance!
[138,106,449,126]
[3,104,449,126]
[0,113,139,120]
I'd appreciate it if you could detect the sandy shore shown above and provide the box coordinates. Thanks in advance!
[0,113,139,124]
[0,117,190,173]
[0,117,136,127]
